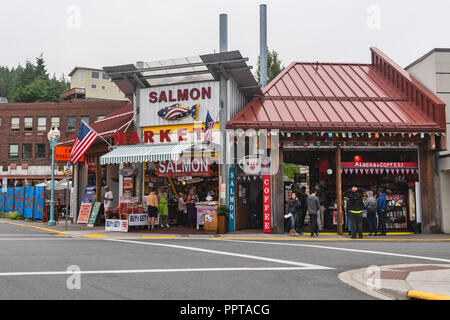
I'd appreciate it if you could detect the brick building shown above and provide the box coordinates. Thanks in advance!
[0,100,128,187]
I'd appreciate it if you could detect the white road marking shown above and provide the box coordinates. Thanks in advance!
[0,267,321,277]
[105,238,333,270]
[222,240,450,263]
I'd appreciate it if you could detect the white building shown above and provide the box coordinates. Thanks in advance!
[406,48,450,233]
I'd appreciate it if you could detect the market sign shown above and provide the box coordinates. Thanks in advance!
[139,82,220,127]
[54,146,84,162]
[157,158,213,177]
[341,162,419,175]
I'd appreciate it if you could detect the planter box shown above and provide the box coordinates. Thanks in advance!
[218,215,228,234]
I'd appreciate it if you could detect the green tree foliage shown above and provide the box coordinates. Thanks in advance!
[256,49,285,85]
[0,54,68,102]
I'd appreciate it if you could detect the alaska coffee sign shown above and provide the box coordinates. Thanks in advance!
[139,82,220,127]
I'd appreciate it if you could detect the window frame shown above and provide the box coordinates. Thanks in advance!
[36,143,46,158]
[9,144,19,159]
[10,117,20,132]
[66,116,76,131]
[22,143,32,159]
[92,71,100,79]
[37,117,47,131]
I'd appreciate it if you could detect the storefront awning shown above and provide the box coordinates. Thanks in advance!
[100,143,192,165]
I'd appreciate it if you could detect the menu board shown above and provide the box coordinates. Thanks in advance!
[87,202,102,227]
[77,203,92,224]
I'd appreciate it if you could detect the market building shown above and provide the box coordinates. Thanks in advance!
[227,47,446,234]
[97,51,261,231]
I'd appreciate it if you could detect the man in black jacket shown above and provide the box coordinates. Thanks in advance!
[346,186,365,239]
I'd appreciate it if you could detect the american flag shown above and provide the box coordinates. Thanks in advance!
[204,111,215,142]
[70,122,99,164]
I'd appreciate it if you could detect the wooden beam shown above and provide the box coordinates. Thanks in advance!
[336,144,343,235]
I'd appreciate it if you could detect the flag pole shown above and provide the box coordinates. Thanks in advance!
[81,120,112,147]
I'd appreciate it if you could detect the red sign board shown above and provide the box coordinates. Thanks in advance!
[263,175,271,233]
[54,146,84,162]
[77,203,92,224]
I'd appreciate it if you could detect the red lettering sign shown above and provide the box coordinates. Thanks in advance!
[148,87,212,104]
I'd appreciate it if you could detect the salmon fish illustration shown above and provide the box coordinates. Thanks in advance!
[158,103,200,121]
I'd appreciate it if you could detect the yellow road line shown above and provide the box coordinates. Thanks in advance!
[83,234,107,238]
[2,221,67,236]
[141,236,177,239]
[408,290,450,300]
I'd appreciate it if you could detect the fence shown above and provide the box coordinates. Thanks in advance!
[0,186,44,220]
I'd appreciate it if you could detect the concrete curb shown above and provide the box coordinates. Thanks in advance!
[407,290,450,300]
[1,221,68,236]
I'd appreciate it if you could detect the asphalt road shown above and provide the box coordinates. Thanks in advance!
[1,222,450,300]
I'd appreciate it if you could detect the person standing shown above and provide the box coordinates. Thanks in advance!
[286,193,301,236]
[316,183,326,232]
[146,189,159,231]
[307,189,321,237]
[298,186,308,233]
[177,192,187,227]
[158,189,169,228]
[103,186,114,212]
[347,187,364,239]
[186,188,199,229]
[365,191,377,236]
[377,190,387,236]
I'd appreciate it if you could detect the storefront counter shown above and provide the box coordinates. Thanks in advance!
[196,202,218,230]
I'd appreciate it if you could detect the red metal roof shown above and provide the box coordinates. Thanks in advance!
[227,48,446,133]
[59,103,134,145]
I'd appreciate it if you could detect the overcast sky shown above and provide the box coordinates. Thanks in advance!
[1,0,450,78]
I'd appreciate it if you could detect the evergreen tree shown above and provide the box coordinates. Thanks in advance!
[256,49,285,86]
[0,54,68,102]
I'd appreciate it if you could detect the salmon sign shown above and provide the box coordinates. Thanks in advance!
[139,82,220,127]
[157,158,213,177]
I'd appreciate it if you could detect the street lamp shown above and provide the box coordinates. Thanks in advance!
[47,127,60,226]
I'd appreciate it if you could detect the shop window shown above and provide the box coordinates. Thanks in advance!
[50,117,60,130]
[37,117,47,131]
[36,144,46,158]
[10,117,20,131]
[9,144,19,159]
[92,71,99,79]
[22,144,32,159]
[67,116,76,131]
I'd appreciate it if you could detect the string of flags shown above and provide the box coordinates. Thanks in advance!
[277,131,444,138]
[341,168,419,175]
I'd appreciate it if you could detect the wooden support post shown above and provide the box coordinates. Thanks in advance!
[96,154,101,203]
[336,144,343,235]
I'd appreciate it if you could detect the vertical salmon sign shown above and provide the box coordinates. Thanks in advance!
[263,175,271,233]
[228,168,236,232]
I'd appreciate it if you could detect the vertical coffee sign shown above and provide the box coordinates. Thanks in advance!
[263,175,271,233]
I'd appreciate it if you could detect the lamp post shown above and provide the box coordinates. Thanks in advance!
[48,127,60,226]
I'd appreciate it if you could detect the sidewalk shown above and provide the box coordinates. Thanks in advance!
[339,264,450,300]
[2,218,450,241]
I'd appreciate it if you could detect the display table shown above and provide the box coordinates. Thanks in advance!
[196,202,218,230]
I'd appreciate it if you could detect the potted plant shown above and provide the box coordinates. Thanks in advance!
[216,205,230,234]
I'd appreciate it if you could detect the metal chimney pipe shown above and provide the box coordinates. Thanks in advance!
[219,13,228,53]
[260,4,268,88]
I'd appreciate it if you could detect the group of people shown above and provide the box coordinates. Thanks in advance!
[345,187,388,239]
[146,187,200,231]
[285,185,388,238]
[285,184,326,237]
